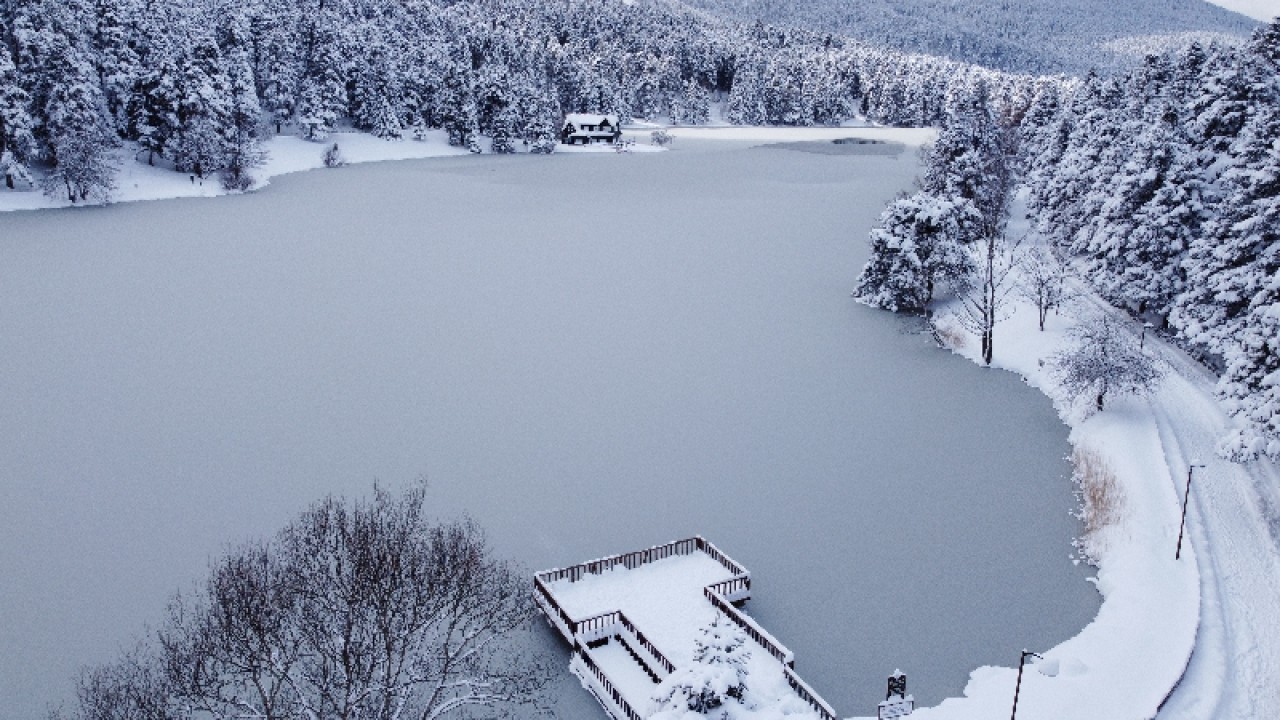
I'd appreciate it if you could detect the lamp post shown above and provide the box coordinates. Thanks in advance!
[1176,461,1205,560]
[1010,650,1042,720]
[1141,322,1154,351]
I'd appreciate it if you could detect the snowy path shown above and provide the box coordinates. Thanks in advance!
[1015,193,1280,718]
[1143,339,1280,720]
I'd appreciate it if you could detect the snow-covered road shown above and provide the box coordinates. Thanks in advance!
[1147,338,1280,720]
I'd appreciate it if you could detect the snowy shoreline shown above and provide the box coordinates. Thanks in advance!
[0,124,942,215]
[887,202,1206,720]
[0,128,669,214]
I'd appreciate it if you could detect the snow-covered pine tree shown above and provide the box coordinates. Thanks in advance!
[170,35,231,178]
[439,53,476,147]
[524,93,559,154]
[650,616,751,717]
[220,39,265,191]
[921,79,1010,236]
[352,38,404,140]
[296,18,347,142]
[489,105,516,154]
[0,47,37,188]
[853,192,981,313]
[129,46,181,166]
[40,38,117,202]
[91,0,142,138]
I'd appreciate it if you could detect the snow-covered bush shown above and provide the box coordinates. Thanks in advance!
[1,150,33,190]
[529,137,557,154]
[220,169,255,192]
[322,143,345,168]
[928,313,968,350]
[651,616,751,718]
[1049,315,1162,412]
[651,129,673,147]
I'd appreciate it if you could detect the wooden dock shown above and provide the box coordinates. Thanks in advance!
[534,536,839,720]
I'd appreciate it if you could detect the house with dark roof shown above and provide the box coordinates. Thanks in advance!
[561,114,622,145]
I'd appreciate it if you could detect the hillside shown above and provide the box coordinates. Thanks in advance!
[682,0,1262,74]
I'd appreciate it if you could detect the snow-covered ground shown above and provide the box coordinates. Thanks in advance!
[880,194,1280,719]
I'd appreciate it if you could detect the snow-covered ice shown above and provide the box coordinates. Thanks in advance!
[0,128,1096,720]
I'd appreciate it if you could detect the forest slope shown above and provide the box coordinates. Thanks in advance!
[683,0,1262,74]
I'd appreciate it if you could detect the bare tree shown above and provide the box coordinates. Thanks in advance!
[1017,249,1070,331]
[1050,315,1163,411]
[160,541,303,720]
[282,484,550,720]
[62,483,550,720]
[56,644,175,720]
[948,230,1023,365]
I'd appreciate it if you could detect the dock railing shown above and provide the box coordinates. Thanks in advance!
[784,666,840,720]
[702,586,795,667]
[566,609,677,677]
[534,535,751,646]
[535,536,748,587]
[536,536,839,720]
[573,644,645,720]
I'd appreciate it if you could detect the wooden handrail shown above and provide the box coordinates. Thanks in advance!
[537,537,839,720]
[576,647,644,720]
[785,666,840,720]
[703,587,794,667]
[535,536,745,588]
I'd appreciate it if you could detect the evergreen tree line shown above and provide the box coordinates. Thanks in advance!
[856,20,1280,460]
[1021,20,1280,459]
[0,0,1045,200]
[683,0,1258,76]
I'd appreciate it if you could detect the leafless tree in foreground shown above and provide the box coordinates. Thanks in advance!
[58,483,551,720]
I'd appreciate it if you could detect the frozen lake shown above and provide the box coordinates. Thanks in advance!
[0,132,1097,719]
